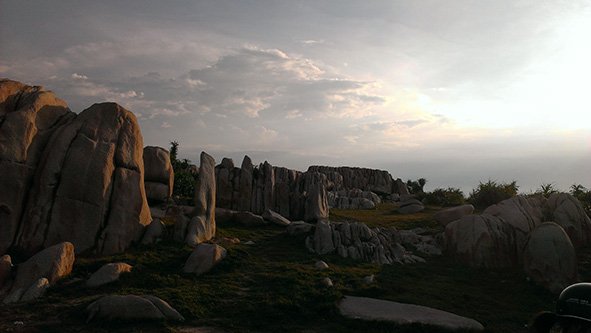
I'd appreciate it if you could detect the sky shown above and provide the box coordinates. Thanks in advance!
[1,1,590,194]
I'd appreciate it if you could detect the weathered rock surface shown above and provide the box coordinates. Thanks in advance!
[338,296,484,331]
[308,221,436,265]
[87,262,133,288]
[444,194,590,269]
[398,197,424,214]
[15,102,151,256]
[445,214,517,268]
[262,209,291,226]
[433,204,474,226]
[523,222,577,294]
[307,166,394,195]
[0,79,74,254]
[183,244,226,276]
[86,294,184,322]
[143,146,174,203]
[185,152,216,246]
[328,189,380,210]
[141,219,166,245]
[393,178,410,196]
[215,158,354,222]
[547,193,591,248]
[315,260,329,270]
[3,242,74,303]
[287,221,314,235]
[234,211,266,226]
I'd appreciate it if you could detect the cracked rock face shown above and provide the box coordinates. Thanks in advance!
[0,79,152,257]
[0,79,74,254]
[143,146,174,203]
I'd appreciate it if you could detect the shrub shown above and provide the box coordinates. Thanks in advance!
[468,180,518,209]
[423,187,466,207]
[406,178,426,194]
[169,141,197,201]
[570,184,591,215]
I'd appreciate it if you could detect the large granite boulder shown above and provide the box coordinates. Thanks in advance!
[143,146,174,203]
[398,197,424,214]
[546,193,591,248]
[393,178,410,196]
[483,195,544,252]
[433,205,474,226]
[237,155,253,211]
[185,152,216,246]
[445,214,518,268]
[86,294,184,322]
[16,102,151,256]
[215,157,235,209]
[523,222,577,294]
[3,242,75,303]
[0,79,74,254]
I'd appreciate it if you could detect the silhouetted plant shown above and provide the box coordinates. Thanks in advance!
[169,141,197,201]
[423,187,466,207]
[535,183,558,198]
[570,184,591,215]
[468,179,518,209]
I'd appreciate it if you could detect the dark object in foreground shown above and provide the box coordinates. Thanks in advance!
[530,283,591,332]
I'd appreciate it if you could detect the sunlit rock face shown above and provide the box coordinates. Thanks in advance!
[1,79,151,257]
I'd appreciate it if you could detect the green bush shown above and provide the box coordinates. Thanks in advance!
[423,187,466,207]
[468,180,518,209]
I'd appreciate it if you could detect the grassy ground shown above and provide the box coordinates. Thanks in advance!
[0,203,569,332]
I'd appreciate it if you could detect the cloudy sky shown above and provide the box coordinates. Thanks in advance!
[1,1,590,193]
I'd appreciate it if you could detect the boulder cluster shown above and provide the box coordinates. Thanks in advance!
[304,220,441,265]
[0,79,151,257]
[444,193,591,293]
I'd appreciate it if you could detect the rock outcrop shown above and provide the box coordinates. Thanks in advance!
[214,156,328,222]
[143,146,174,203]
[3,242,74,303]
[546,193,591,248]
[523,222,577,294]
[0,255,12,289]
[183,152,216,247]
[307,166,394,195]
[305,221,437,265]
[15,102,151,256]
[0,79,74,254]
[328,189,380,210]
[86,294,184,322]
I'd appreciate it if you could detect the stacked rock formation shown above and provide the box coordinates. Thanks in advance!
[445,193,590,292]
[305,221,440,265]
[215,156,328,222]
[0,80,151,256]
[143,146,174,203]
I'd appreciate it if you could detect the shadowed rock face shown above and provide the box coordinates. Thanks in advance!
[0,79,74,254]
[143,146,174,203]
[307,165,394,195]
[0,79,152,257]
[214,156,328,222]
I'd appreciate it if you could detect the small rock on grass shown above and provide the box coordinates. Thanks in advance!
[322,277,333,288]
[315,261,329,270]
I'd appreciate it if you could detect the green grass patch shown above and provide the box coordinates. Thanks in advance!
[0,206,578,333]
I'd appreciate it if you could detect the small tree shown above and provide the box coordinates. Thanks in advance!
[570,184,591,215]
[536,183,558,198]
